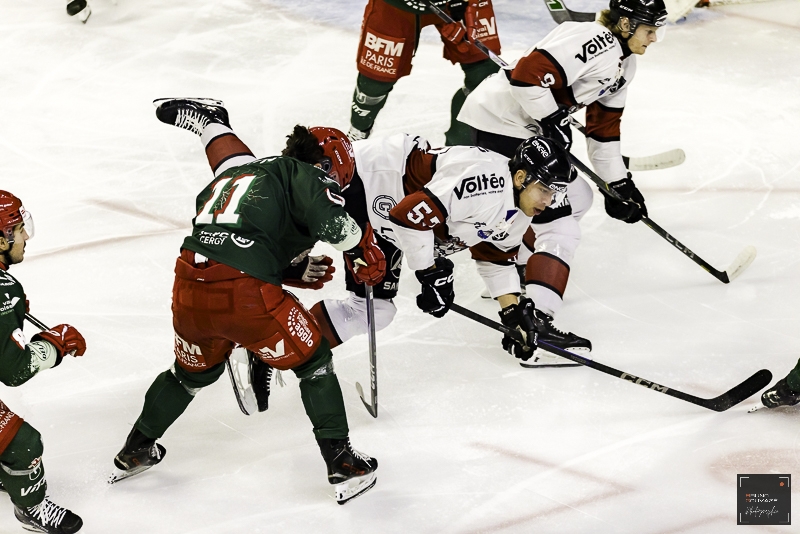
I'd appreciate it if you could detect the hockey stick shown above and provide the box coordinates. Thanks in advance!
[568,154,757,283]
[24,313,50,331]
[423,0,682,172]
[355,284,378,418]
[450,303,771,412]
[542,0,597,23]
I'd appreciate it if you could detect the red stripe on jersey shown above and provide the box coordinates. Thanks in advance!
[522,226,537,253]
[510,49,566,89]
[585,102,623,142]
[470,242,520,263]
[403,148,437,195]
[206,133,255,172]
[525,252,570,298]
[389,190,446,231]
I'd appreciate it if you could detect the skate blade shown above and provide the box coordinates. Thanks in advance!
[108,464,154,484]
[748,404,765,413]
[152,97,225,108]
[520,346,588,368]
[335,472,377,505]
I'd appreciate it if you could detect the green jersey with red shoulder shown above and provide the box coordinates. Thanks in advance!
[182,156,360,285]
[0,267,42,386]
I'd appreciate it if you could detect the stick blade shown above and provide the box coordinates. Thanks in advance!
[356,382,377,418]
[627,149,686,171]
[704,369,772,412]
[725,245,757,282]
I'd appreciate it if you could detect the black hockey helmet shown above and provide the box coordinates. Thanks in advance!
[609,0,668,30]
[509,137,576,196]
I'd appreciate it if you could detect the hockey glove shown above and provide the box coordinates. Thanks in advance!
[32,324,86,360]
[498,298,539,361]
[538,108,572,151]
[439,22,471,54]
[415,257,455,318]
[464,0,488,41]
[344,222,387,286]
[602,174,648,223]
[283,250,335,290]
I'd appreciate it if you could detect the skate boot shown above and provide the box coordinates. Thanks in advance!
[14,496,83,534]
[66,0,91,23]
[317,438,377,505]
[521,312,590,368]
[347,125,371,142]
[108,427,166,484]
[153,98,230,136]
[761,378,800,409]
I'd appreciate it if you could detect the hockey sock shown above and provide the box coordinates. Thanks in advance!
[786,358,800,393]
[0,423,46,508]
[201,125,256,177]
[134,363,224,439]
[445,59,499,146]
[350,74,395,133]
[294,347,349,440]
[525,252,571,317]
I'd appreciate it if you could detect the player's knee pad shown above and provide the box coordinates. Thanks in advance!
[0,423,43,476]
[319,293,396,345]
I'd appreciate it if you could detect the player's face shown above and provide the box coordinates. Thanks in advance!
[518,181,555,217]
[5,224,29,265]
[628,24,661,54]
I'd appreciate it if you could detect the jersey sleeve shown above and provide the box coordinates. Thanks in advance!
[0,279,43,386]
[388,189,444,271]
[507,50,564,120]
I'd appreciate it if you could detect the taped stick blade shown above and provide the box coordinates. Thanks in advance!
[627,149,686,171]
[725,245,757,282]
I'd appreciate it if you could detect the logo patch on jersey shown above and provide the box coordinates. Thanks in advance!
[360,31,405,78]
[372,195,397,220]
[490,210,518,241]
[0,293,19,315]
[575,31,615,63]
[287,307,315,348]
[453,174,505,200]
[197,230,229,246]
[231,233,254,248]
[598,76,627,97]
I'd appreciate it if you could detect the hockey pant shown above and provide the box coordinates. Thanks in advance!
[351,0,501,144]
[518,176,594,317]
[0,422,47,508]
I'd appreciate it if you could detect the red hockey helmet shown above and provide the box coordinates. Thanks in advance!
[309,127,355,190]
[0,191,34,245]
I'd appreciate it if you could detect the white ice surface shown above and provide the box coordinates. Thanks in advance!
[1,0,799,532]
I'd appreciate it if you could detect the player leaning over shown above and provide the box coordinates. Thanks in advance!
[457,0,667,365]
[347,0,501,145]
[0,192,86,533]
[285,131,576,364]
[109,99,385,504]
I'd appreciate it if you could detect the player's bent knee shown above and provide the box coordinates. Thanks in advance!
[0,422,43,475]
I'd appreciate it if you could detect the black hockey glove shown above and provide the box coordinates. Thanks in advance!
[498,297,539,361]
[538,108,572,151]
[414,257,455,318]
[602,173,648,224]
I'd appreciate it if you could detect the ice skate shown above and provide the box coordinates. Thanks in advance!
[153,98,229,136]
[347,125,371,142]
[760,378,800,409]
[226,347,272,415]
[14,496,83,534]
[317,438,377,505]
[520,312,590,368]
[66,0,91,23]
[108,427,166,484]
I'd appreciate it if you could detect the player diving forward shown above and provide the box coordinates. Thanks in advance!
[284,131,577,364]
[109,99,386,504]
[457,0,668,365]
[0,192,86,534]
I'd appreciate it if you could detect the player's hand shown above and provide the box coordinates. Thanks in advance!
[602,174,648,223]
[498,298,539,360]
[414,257,455,318]
[32,324,86,358]
[283,251,335,290]
[539,108,572,151]
[440,22,472,53]
[344,222,387,286]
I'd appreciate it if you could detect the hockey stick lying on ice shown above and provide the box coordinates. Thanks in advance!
[569,154,757,283]
[542,0,597,23]
[450,303,771,412]
[423,0,681,172]
[355,284,378,418]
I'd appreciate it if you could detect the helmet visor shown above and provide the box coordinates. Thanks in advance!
[20,207,34,240]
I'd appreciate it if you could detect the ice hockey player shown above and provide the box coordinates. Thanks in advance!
[0,191,86,533]
[284,131,576,365]
[761,362,800,409]
[109,99,385,505]
[347,0,501,145]
[457,0,668,365]
[66,0,91,23]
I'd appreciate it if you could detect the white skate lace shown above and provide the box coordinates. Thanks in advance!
[28,497,67,528]
[347,440,371,464]
[175,109,210,135]
[150,443,162,460]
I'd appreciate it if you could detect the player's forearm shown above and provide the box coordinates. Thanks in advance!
[391,226,435,270]
[509,85,559,124]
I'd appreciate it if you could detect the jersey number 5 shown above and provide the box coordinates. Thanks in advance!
[195,174,256,226]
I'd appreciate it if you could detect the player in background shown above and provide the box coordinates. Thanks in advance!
[66,0,91,23]
[109,99,386,505]
[457,0,668,366]
[761,362,800,409]
[0,192,86,533]
[347,0,501,145]
[284,132,576,365]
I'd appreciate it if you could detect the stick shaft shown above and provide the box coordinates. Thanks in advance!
[25,313,49,331]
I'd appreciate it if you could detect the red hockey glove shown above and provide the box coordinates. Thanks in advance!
[344,223,386,286]
[32,324,86,358]
[464,0,486,41]
[283,251,335,290]
[440,21,469,51]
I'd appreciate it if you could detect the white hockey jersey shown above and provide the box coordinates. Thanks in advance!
[458,21,636,184]
[352,133,530,297]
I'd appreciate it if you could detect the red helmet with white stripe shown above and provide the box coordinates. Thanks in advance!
[309,127,356,190]
[0,191,34,245]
